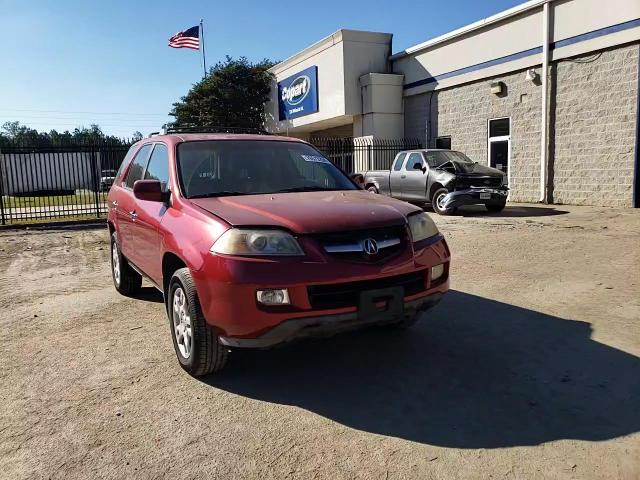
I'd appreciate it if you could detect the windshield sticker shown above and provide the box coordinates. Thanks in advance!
[301,155,330,164]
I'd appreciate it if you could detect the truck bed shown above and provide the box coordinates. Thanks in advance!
[360,170,392,195]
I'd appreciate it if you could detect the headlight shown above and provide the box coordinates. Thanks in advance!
[408,212,439,243]
[211,229,304,256]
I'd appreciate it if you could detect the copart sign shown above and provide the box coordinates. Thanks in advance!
[277,66,318,120]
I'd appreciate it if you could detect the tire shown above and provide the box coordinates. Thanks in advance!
[431,188,455,215]
[486,202,506,213]
[367,185,379,194]
[168,268,228,376]
[110,232,142,295]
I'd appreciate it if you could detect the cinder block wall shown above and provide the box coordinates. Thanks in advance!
[551,44,639,207]
[403,42,640,206]
[404,69,543,202]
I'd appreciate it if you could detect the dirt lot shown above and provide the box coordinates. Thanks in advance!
[1,203,639,480]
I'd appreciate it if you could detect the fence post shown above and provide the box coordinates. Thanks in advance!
[89,149,101,218]
[0,147,5,226]
[367,143,372,171]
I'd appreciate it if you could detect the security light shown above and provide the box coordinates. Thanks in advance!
[525,69,539,83]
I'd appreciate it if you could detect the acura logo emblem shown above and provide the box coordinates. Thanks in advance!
[363,238,378,255]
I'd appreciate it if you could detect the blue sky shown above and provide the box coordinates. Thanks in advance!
[0,0,522,138]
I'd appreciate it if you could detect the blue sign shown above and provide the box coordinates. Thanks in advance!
[278,66,318,120]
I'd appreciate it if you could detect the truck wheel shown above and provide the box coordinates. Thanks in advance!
[110,232,142,295]
[486,202,506,213]
[168,268,228,376]
[367,185,379,194]
[431,188,455,215]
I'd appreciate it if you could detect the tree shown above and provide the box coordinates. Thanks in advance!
[132,131,144,142]
[169,56,276,130]
[0,121,138,147]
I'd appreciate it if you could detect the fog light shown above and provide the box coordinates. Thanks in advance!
[432,264,445,281]
[256,289,290,305]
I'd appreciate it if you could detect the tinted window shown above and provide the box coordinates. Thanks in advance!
[124,144,152,188]
[144,144,170,191]
[392,153,407,171]
[435,137,451,150]
[115,145,138,182]
[489,118,510,137]
[406,152,424,170]
[176,141,356,198]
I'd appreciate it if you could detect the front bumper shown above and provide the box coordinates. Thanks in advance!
[191,236,450,341]
[220,292,443,348]
[442,187,508,209]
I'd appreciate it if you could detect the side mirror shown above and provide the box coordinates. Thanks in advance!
[133,179,168,202]
[350,173,365,188]
[413,162,427,173]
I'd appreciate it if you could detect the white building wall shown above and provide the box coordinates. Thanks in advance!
[265,30,393,134]
[392,0,640,96]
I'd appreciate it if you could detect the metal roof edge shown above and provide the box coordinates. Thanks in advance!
[390,0,551,61]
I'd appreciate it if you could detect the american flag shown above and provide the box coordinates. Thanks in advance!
[168,26,200,50]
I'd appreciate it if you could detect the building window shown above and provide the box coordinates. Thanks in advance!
[489,118,510,137]
[435,136,451,150]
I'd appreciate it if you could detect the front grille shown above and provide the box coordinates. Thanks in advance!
[312,224,407,263]
[456,176,503,189]
[307,270,426,310]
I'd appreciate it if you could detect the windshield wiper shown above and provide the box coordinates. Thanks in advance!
[188,191,250,199]
[274,186,341,193]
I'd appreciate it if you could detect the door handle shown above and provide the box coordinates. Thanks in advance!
[401,175,406,179]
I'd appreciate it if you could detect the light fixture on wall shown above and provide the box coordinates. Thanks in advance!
[525,68,539,83]
[490,81,505,95]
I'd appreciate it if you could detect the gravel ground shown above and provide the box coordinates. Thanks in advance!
[0,203,639,480]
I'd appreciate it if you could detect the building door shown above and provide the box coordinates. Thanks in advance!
[488,118,511,190]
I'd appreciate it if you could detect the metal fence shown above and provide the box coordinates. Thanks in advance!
[0,136,422,226]
[310,137,422,173]
[0,140,132,225]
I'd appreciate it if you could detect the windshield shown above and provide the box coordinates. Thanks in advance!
[423,151,477,172]
[176,140,357,198]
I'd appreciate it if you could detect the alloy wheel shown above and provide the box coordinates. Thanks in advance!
[172,287,192,359]
[112,242,120,286]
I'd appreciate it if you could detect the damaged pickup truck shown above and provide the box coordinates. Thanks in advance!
[361,149,508,215]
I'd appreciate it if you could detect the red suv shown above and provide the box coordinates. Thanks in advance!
[107,132,450,376]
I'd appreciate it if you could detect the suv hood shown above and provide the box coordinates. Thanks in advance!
[190,190,421,234]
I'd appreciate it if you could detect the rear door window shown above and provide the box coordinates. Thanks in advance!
[124,144,152,189]
[114,145,138,183]
[144,144,170,191]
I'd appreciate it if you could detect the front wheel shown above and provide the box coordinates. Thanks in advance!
[367,185,379,194]
[168,268,228,376]
[486,202,506,213]
[431,188,455,215]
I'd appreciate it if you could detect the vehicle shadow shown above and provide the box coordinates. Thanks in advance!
[205,291,640,448]
[455,205,569,217]
[130,286,164,303]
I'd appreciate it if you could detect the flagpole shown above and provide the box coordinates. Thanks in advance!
[199,18,206,78]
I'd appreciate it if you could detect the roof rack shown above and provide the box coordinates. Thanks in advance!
[163,125,271,135]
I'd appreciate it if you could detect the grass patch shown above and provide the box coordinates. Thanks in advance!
[1,190,108,208]
[1,213,106,227]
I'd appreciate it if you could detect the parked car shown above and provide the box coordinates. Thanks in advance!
[362,149,508,215]
[107,132,450,376]
[100,169,118,192]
